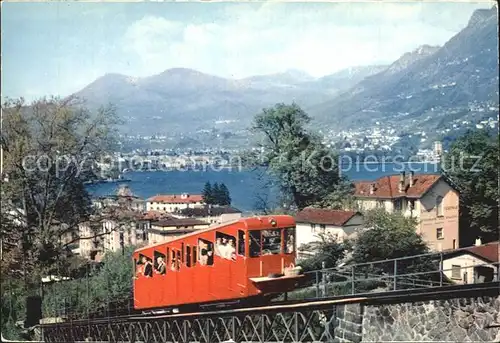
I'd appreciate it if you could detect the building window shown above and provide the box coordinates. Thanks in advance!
[377,200,384,209]
[436,228,443,240]
[409,200,415,210]
[319,224,326,230]
[394,199,402,211]
[451,265,461,279]
[436,196,444,217]
[310,224,316,232]
[453,239,456,249]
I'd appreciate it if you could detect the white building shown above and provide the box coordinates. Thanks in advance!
[442,241,499,284]
[146,193,204,213]
[174,205,242,225]
[294,208,364,259]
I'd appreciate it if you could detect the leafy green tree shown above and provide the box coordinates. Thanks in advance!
[352,209,435,284]
[219,183,231,206]
[212,182,221,205]
[442,130,499,245]
[1,96,120,278]
[353,209,429,263]
[252,103,352,210]
[298,232,347,272]
[202,181,214,205]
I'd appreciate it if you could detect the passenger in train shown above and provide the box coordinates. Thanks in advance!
[199,240,213,265]
[170,259,177,271]
[226,239,236,260]
[136,258,145,277]
[214,237,222,256]
[286,233,295,254]
[143,257,153,277]
[155,256,166,275]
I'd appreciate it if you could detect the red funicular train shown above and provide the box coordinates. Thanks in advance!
[132,215,303,313]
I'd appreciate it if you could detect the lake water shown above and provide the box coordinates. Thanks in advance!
[86,162,441,212]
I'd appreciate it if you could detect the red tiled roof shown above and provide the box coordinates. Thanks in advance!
[141,211,172,221]
[465,242,499,262]
[295,208,359,226]
[354,173,441,199]
[146,194,203,204]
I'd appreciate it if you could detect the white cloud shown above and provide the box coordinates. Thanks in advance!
[120,2,491,78]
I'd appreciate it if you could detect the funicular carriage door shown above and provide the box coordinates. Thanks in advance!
[153,250,167,305]
[196,238,214,303]
[260,228,283,276]
[213,231,237,298]
[134,253,154,308]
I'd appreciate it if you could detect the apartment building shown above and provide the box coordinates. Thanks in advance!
[146,193,204,213]
[148,217,210,244]
[352,171,460,251]
[78,212,151,261]
[175,205,242,225]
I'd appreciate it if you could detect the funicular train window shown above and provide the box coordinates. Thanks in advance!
[238,230,246,256]
[153,250,166,275]
[166,248,170,266]
[192,246,197,266]
[186,246,192,267]
[181,243,185,263]
[249,231,261,258]
[215,232,236,260]
[198,238,214,266]
[170,250,177,271]
[284,227,296,254]
[176,251,181,271]
[262,229,281,255]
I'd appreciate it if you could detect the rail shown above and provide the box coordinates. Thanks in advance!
[289,245,499,300]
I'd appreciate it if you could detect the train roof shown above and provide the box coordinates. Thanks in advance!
[133,214,295,255]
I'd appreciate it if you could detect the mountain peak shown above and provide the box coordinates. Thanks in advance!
[468,7,497,27]
[414,45,440,55]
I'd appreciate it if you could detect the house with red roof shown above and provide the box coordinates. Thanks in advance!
[146,193,204,213]
[352,171,460,252]
[295,208,364,259]
[442,240,499,284]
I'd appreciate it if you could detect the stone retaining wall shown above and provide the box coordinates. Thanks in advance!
[361,295,500,342]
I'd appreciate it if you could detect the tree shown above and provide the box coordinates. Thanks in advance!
[1,96,121,279]
[219,183,231,206]
[351,209,435,282]
[353,209,429,263]
[252,103,353,210]
[212,182,221,205]
[298,233,347,272]
[202,181,214,205]
[442,130,499,245]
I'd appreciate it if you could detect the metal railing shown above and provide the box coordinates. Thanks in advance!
[289,245,500,300]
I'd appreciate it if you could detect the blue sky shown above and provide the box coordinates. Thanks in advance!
[1,1,494,100]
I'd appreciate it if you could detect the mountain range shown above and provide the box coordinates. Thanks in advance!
[73,7,498,140]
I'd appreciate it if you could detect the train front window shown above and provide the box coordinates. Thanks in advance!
[262,229,281,255]
[284,227,296,254]
[249,231,261,257]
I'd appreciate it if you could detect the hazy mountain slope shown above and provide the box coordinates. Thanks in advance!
[309,7,499,131]
[73,66,387,135]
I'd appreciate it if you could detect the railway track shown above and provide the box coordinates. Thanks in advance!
[42,280,500,328]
